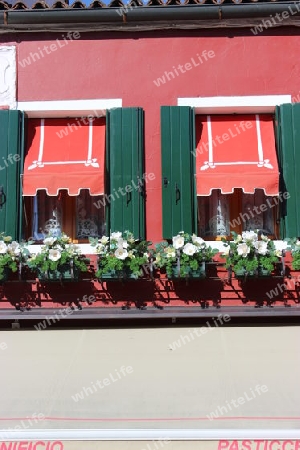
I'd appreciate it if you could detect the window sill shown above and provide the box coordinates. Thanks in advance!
[28,243,97,254]
[27,241,289,255]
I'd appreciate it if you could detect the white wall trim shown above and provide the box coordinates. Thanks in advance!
[178,95,292,114]
[17,99,122,118]
[2,428,300,441]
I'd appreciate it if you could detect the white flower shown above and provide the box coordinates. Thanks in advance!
[0,242,7,254]
[242,231,258,243]
[67,244,80,255]
[48,249,61,261]
[164,247,176,258]
[260,233,269,242]
[111,232,122,240]
[191,234,205,246]
[275,249,282,258]
[7,241,21,256]
[222,246,230,256]
[237,243,250,257]
[254,240,268,256]
[100,236,109,245]
[122,241,128,249]
[43,236,56,246]
[172,235,184,249]
[234,234,243,243]
[115,248,128,260]
[61,234,70,243]
[96,243,105,253]
[295,240,300,247]
[182,243,197,256]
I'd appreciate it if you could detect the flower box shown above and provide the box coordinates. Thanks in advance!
[288,238,300,270]
[155,232,217,279]
[0,235,29,283]
[37,264,80,282]
[90,231,151,281]
[26,233,89,282]
[223,231,282,278]
[234,267,272,279]
[168,262,206,279]
[0,267,10,282]
[99,268,138,281]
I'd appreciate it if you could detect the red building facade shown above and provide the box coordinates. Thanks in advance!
[1,5,300,315]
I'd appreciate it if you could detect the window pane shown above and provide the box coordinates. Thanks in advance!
[32,191,63,240]
[198,190,230,237]
[76,191,106,239]
[242,189,275,235]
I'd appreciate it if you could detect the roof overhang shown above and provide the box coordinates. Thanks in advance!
[1,3,300,33]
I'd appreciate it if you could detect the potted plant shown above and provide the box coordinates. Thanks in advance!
[0,234,30,282]
[89,231,152,280]
[222,231,282,278]
[154,231,218,279]
[26,233,89,281]
[288,238,300,270]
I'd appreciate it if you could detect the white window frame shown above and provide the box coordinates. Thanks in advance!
[16,98,122,118]
[178,95,291,114]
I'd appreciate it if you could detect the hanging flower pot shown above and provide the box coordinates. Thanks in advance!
[99,268,138,281]
[26,233,89,282]
[223,231,282,280]
[37,262,81,282]
[0,266,10,282]
[155,232,217,279]
[234,266,272,279]
[0,234,30,283]
[167,261,206,279]
[90,231,152,281]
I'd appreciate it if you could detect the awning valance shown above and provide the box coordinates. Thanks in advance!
[23,118,106,196]
[195,114,279,196]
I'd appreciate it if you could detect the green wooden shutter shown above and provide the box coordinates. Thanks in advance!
[275,103,300,238]
[0,110,24,240]
[161,106,197,239]
[106,108,145,239]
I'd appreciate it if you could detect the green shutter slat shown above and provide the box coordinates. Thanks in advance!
[107,108,145,239]
[275,103,300,238]
[161,106,196,239]
[0,110,24,240]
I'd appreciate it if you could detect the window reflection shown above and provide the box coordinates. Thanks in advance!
[76,190,106,239]
[198,190,230,237]
[198,189,276,238]
[242,190,274,235]
[32,191,63,240]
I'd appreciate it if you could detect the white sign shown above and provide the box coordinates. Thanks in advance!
[0,46,16,109]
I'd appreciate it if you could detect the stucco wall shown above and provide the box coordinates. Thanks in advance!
[5,29,298,242]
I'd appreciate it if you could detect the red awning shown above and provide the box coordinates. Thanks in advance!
[195,114,279,196]
[23,118,106,196]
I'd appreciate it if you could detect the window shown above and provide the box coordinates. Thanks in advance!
[160,104,293,240]
[194,113,279,239]
[23,116,107,241]
[197,189,277,238]
[24,190,105,242]
[0,106,146,242]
